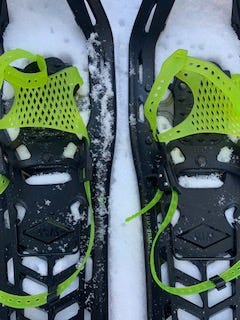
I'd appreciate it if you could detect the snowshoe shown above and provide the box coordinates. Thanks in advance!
[129,0,240,319]
[0,1,115,320]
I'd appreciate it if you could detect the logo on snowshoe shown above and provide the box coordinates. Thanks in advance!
[25,220,72,244]
[179,223,230,249]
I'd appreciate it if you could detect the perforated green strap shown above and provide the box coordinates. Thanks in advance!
[0,49,94,308]
[0,49,89,143]
[145,49,240,142]
[0,49,48,88]
[0,175,9,194]
[127,190,240,295]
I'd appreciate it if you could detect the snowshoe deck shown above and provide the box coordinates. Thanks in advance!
[129,1,240,319]
[0,1,116,319]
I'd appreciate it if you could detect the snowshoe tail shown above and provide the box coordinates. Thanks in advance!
[129,1,240,319]
[0,1,115,319]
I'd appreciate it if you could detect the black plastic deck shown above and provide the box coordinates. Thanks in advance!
[0,1,116,319]
[129,1,240,319]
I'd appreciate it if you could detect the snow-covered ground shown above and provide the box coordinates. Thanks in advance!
[2,0,240,319]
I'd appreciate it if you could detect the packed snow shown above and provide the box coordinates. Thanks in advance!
[178,174,224,189]
[1,0,240,319]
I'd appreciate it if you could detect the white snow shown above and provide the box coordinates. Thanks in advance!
[23,278,47,295]
[1,0,240,319]
[138,104,145,123]
[178,174,224,188]
[24,308,48,320]
[174,258,201,281]
[170,147,185,164]
[10,312,16,320]
[22,256,48,276]
[68,201,82,224]
[25,172,71,185]
[7,258,14,284]
[224,206,236,226]
[53,251,80,276]
[210,309,233,320]
[176,282,203,307]
[54,303,79,320]
[217,146,233,163]
[104,1,146,320]
[4,0,89,94]
[15,203,26,223]
[157,116,173,133]
[7,128,19,141]
[16,144,31,160]
[85,257,93,282]
[177,309,199,320]
[155,0,240,74]
[63,142,77,159]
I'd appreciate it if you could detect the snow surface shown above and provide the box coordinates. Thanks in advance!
[178,174,224,189]
[2,0,240,319]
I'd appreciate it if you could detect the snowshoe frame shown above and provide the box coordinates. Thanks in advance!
[0,1,116,319]
[129,0,240,319]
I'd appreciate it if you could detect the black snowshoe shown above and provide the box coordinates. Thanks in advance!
[0,1,115,319]
[129,0,240,319]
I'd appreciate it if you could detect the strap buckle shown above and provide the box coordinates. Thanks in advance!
[47,287,59,304]
[157,165,171,191]
[209,275,226,291]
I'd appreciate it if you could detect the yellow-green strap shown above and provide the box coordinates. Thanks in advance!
[0,49,48,88]
[0,49,89,143]
[126,189,163,222]
[127,189,240,295]
[145,49,240,142]
[144,49,187,140]
[0,175,9,194]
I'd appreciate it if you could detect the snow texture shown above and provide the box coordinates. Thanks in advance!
[25,172,71,185]
[24,308,48,320]
[178,174,224,189]
[2,0,240,319]
[157,115,173,133]
[217,146,233,163]
[54,303,79,320]
[63,142,77,159]
[53,252,80,276]
[16,144,31,160]
[170,147,185,164]
[22,256,48,277]
[15,203,26,223]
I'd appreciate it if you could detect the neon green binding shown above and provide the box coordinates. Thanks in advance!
[145,49,240,142]
[127,50,240,296]
[0,49,94,308]
[0,49,89,143]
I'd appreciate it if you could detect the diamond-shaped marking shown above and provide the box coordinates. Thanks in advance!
[25,221,72,244]
[178,224,230,249]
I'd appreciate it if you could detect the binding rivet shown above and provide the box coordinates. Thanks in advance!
[196,155,207,167]
[145,84,152,92]
[145,136,153,145]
